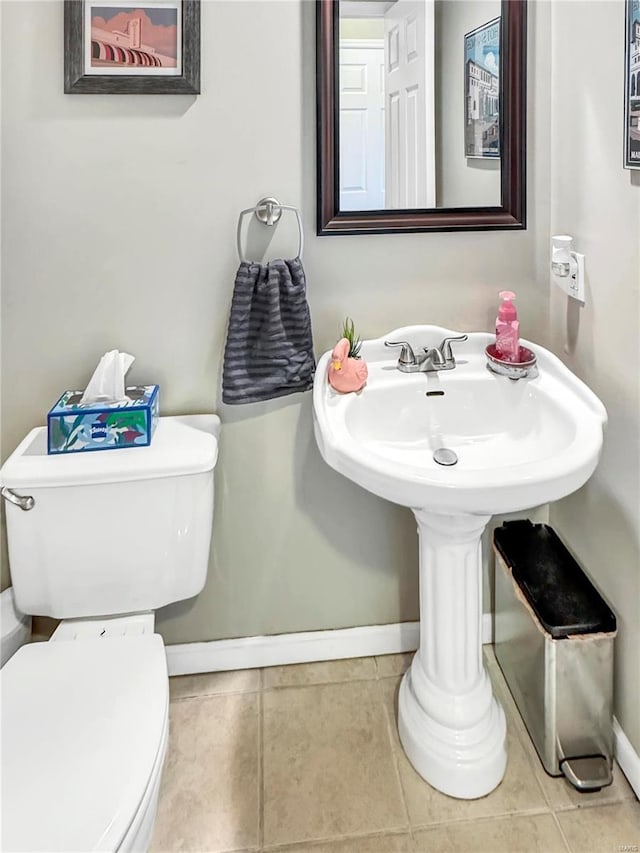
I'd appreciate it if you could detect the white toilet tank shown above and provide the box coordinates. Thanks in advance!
[0,415,220,619]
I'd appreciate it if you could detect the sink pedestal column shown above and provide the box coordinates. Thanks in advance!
[398,510,506,799]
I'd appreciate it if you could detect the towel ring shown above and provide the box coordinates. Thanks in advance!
[236,197,304,263]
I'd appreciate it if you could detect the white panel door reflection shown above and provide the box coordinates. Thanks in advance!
[339,40,385,211]
[384,0,435,208]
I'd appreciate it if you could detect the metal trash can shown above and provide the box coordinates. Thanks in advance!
[493,520,617,792]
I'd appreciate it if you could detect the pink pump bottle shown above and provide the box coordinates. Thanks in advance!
[495,290,520,362]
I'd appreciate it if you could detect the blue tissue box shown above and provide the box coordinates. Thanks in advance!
[47,385,159,455]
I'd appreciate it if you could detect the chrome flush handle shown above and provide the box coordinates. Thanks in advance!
[1,487,35,511]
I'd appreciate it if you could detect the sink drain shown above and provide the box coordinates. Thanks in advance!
[433,448,458,466]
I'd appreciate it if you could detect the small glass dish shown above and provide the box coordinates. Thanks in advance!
[485,343,538,380]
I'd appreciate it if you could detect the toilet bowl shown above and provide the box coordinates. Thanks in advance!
[0,415,220,852]
[2,631,168,851]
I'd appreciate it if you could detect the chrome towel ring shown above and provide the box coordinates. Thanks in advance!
[236,197,304,263]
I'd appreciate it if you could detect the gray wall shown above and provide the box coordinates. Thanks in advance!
[0,0,550,638]
[548,1,640,755]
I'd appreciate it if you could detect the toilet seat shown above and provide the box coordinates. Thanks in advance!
[1,633,169,852]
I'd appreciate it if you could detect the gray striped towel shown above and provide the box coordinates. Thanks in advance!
[222,257,315,404]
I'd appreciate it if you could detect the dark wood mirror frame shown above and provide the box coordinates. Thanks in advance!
[316,0,527,236]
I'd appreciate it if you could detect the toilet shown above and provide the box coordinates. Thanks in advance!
[0,414,220,853]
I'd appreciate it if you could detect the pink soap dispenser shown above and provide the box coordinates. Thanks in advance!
[495,290,520,362]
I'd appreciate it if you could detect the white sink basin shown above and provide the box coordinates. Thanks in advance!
[314,327,606,515]
[312,326,607,801]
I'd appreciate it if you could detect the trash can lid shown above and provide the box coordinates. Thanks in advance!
[493,520,617,639]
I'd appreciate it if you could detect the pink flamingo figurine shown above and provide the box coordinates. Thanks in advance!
[328,337,368,393]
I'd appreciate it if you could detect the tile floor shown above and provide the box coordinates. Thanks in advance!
[151,650,639,853]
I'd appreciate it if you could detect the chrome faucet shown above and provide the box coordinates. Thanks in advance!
[385,334,468,373]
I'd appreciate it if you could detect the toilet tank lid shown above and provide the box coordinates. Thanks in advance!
[0,414,220,489]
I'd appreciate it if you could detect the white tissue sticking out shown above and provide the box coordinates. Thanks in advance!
[80,350,135,405]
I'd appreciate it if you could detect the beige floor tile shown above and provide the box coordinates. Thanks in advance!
[263,680,408,846]
[378,676,547,827]
[375,653,415,679]
[263,657,377,689]
[485,648,638,810]
[269,832,413,852]
[557,801,640,852]
[412,813,569,853]
[150,693,260,853]
[169,668,261,700]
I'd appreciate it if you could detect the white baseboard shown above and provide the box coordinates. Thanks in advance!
[483,612,493,645]
[165,614,494,676]
[167,621,419,676]
[613,716,640,800]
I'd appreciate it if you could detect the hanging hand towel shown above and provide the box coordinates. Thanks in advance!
[222,257,315,404]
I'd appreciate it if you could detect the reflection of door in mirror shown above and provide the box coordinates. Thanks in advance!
[338,0,501,212]
[339,33,385,210]
[385,0,435,208]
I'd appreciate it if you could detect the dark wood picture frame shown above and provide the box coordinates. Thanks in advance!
[64,0,200,94]
[316,0,527,236]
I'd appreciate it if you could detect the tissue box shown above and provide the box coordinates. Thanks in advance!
[47,385,159,455]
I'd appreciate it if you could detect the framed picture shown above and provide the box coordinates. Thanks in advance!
[464,17,500,159]
[624,0,640,169]
[64,0,200,94]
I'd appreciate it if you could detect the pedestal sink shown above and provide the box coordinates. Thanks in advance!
[312,326,607,800]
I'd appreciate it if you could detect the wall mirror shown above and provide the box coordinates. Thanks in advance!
[317,0,527,234]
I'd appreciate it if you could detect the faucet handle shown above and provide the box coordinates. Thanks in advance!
[438,334,469,363]
[385,340,417,365]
